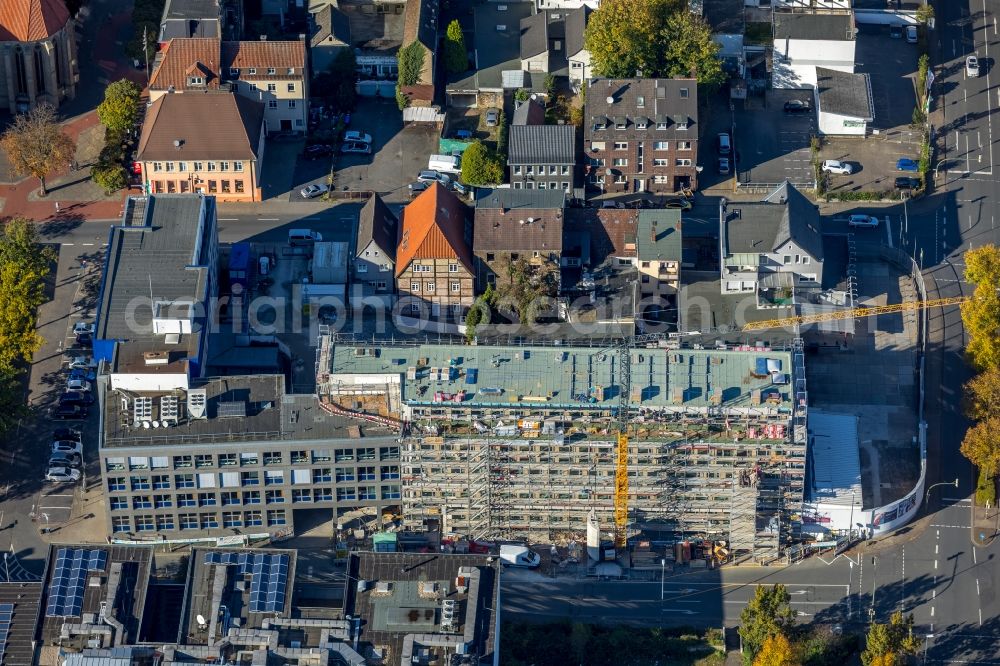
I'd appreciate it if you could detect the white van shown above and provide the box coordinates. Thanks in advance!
[288,229,323,245]
[428,154,461,174]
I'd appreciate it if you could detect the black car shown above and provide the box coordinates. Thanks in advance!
[49,453,82,468]
[75,332,93,347]
[60,390,95,405]
[784,100,811,114]
[53,428,82,442]
[895,176,921,190]
[54,403,87,420]
[302,144,333,159]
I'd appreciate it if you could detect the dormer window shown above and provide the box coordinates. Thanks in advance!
[248,67,257,75]
[592,117,608,131]
[656,121,668,130]
[680,88,689,98]
[188,76,204,86]
[614,117,627,130]
[636,118,648,130]
[287,67,294,75]
[267,67,276,75]
[229,67,239,76]
[637,95,645,108]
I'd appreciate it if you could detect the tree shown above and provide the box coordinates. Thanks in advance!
[961,245,1000,371]
[0,105,76,197]
[496,110,508,156]
[0,219,55,373]
[444,20,467,74]
[98,79,142,135]
[861,612,920,666]
[915,3,934,25]
[0,368,29,433]
[754,633,799,666]
[965,366,1000,421]
[961,417,1000,478]
[661,10,726,86]
[460,141,504,185]
[738,585,794,666]
[494,255,559,324]
[91,163,129,195]
[395,41,426,110]
[584,0,682,78]
[315,50,357,113]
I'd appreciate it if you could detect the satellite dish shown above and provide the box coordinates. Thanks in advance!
[606,96,614,104]
[196,614,207,626]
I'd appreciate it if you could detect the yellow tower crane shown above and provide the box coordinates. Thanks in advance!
[741,296,968,332]
[614,338,631,550]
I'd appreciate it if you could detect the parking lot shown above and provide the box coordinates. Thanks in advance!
[332,99,441,204]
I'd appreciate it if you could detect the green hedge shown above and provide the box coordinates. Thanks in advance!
[976,468,997,506]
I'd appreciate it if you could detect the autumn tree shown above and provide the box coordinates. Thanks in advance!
[460,141,504,186]
[0,219,55,372]
[0,104,76,197]
[661,10,725,86]
[961,244,1000,371]
[861,612,920,666]
[739,585,795,666]
[965,366,1000,420]
[98,79,142,135]
[961,418,1000,478]
[754,633,800,666]
[444,20,468,74]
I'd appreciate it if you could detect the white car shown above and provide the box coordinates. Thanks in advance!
[72,322,95,336]
[905,25,918,43]
[65,378,91,392]
[52,440,83,456]
[299,183,329,199]
[967,55,980,78]
[68,356,96,370]
[417,170,451,185]
[45,466,81,483]
[821,160,854,175]
[848,214,880,228]
[343,131,372,144]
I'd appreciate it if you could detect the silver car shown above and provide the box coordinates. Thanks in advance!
[45,466,81,483]
[485,109,500,127]
[299,183,330,199]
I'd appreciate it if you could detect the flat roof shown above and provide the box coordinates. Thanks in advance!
[328,341,794,411]
[0,582,42,666]
[807,410,862,506]
[39,546,153,649]
[101,374,391,449]
[345,553,498,666]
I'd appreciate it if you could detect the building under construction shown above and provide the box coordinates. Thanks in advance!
[317,335,808,563]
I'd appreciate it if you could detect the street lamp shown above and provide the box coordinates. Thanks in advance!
[660,558,666,601]
[925,478,959,506]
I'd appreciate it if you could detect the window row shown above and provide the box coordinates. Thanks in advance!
[107,485,402,510]
[511,181,571,191]
[104,448,400,471]
[150,161,244,173]
[106,466,400,491]
[511,165,572,176]
[408,281,463,293]
[110,509,287,532]
[149,179,246,195]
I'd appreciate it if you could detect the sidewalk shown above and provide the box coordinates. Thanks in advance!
[36,476,108,546]
[0,110,126,223]
[972,500,998,547]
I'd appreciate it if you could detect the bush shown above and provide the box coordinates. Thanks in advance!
[91,163,128,195]
[824,190,892,202]
[976,468,997,506]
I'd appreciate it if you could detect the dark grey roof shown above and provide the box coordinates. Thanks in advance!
[564,6,589,56]
[475,187,566,211]
[773,11,854,41]
[722,182,823,261]
[508,124,576,165]
[584,78,698,142]
[448,1,535,92]
[816,67,874,120]
[160,0,221,38]
[512,97,546,125]
[520,11,548,59]
[636,209,682,261]
[402,0,440,51]
[311,4,351,48]
[357,193,398,260]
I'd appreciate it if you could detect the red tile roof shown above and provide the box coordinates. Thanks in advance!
[0,0,70,42]
[222,40,306,76]
[149,38,222,91]
[396,183,473,276]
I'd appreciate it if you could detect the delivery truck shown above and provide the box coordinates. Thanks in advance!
[428,154,461,174]
[499,544,542,568]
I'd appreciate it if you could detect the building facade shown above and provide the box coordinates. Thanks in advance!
[508,124,576,192]
[584,78,699,195]
[0,0,78,114]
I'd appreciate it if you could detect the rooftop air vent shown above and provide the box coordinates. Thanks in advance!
[143,351,170,365]
[187,388,208,419]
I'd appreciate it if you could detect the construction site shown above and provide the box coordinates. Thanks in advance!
[316,334,809,564]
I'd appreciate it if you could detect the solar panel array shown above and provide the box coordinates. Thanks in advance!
[45,549,108,618]
[0,602,13,664]
[203,552,288,613]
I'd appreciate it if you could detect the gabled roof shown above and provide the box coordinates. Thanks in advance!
[150,38,223,91]
[512,98,546,125]
[310,4,351,48]
[0,0,70,42]
[564,6,589,57]
[448,1,535,93]
[585,78,698,142]
[473,189,565,254]
[396,183,473,276]
[137,92,265,161]
[721,182,823,261]
[520,11,548,59]
[816,67,874,120]
[772,11,854,41]
[402,0,439,51]
[765,181,824,261]
[222,40,306,77]
[636,209,682,261]
[357,194,398,261]
[564,208,638,261]
[508,124,576,165]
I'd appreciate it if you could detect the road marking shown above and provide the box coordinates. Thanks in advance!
[979,608,983,626]
[976,578,981,596]
[62,243,74,246]
[931,606,935,617]
[974,548,978,564]
[257,218,279,221]
[935,559,938,569]
[944,497,971,503]
[82,243,94,246]
[935,544,939,554]
[930,524,971,528]
[218,218,239,221]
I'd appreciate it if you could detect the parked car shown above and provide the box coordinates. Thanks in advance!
[53,428,82,442]
[717,133,731,155]
[52,440,83,456]
[662,198,693,211]
[343,130,372,144]
[848,214,880,228]
[302,144,333,159]
[967,55,980,78]
[53,403,87,420]
[45,467,81,483]
[60,390,94,405]
[783,99,811,114]
[72,322,95,336]
[408,181,429,197]
[485,108,500,127]
[718,157,731,175]
[454,129,473,140]
[341,141,372,154]
[68,367,95,382]
[65,378,91,392]
[822,160,854,175]
[417,170,451,185]
[895,176,921,190]
[601,200,625,209]
[75,332,93,348]
[452,181,470,195]
[299,183,330,199]
[906,25,918,43]
[896,158,919,172]
[889,24,903,38]
[49,452,81,468]
[68,356,96,370]
[258,255,271,276]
